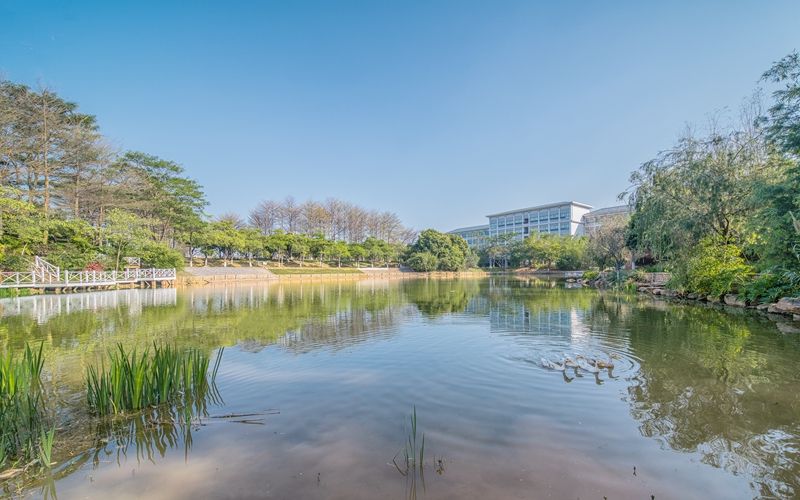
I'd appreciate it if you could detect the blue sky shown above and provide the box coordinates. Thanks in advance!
[1,1,798,232]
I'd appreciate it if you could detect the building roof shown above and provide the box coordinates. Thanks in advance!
[584,205,631,217]
[446,224,490,234]
[486,201,594,218]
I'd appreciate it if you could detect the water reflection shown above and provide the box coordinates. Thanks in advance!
[1,279,799,498]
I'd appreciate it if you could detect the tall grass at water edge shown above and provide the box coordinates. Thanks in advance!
[86,344,223,415]
[0,343,51,470]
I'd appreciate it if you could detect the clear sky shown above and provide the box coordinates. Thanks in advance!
[1,1,798,232]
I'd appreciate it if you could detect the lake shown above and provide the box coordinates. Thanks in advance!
[2,277,798,499]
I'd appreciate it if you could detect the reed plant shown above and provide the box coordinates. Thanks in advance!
[86,343,223,415]
[0,343,47,469]
[394,406,425,473]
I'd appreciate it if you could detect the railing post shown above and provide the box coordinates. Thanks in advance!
[65,270,69,285]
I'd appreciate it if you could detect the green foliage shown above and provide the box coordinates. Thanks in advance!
[407,229,472,271]
[582,269,600,280]
[140,241,185,269]
[86,343,223,415]
[740,269,800,304]
[0,343,48,471]
[673,239,752,297]
[761,51,800,156]
[407,251,439,272]
[623,95,778,265]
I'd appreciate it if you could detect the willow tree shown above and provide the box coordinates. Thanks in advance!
[748,51,800,269]
[622,94,778,264]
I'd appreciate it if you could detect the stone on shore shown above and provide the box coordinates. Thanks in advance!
[724,294,747,307]
[768,297,800,316]
[757,303,773,311]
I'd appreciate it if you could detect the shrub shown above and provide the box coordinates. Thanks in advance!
[678,239,752,297]
[740,268,800,304]
[582,269,600,280]
[140,242,185,270]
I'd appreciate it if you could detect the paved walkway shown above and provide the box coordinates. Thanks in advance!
[183,267,275,276]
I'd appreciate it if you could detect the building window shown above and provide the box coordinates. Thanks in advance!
[539,210,548,221]
[515,214,523,225]
[530,213,538,223]
[560,208,569,220]
[560,222,569,230]
[550,211,559,221]
[550,224,558,231]
[523,227,529,235]
[490,218,497,229]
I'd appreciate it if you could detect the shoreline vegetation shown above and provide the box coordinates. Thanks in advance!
[8,56,800,306]
[1,342,223,487]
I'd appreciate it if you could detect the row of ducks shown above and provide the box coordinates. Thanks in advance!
[541,353,620,373]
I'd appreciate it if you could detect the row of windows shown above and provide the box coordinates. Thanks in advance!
[489,224,571,237]
[489,207,572,229]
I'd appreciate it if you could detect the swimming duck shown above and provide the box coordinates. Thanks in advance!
[576,356,601,373]
[541,357,574,371]
[597,353,620,369]
[583,353,621,369]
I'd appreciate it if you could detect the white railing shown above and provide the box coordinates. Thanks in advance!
[0,257,176,289]
[32,256,60,283]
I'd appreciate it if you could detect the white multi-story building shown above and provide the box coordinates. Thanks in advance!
[448,224,490,248]
[486,201,593,240]
[447,201,594,249]
[580,205,632,234]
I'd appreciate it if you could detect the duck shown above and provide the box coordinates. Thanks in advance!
[597,353,621,369]
[576,356,600,373]
[541,357,574,371]
[582,353,621,369]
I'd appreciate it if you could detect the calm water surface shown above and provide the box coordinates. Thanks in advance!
[1,278,799,499]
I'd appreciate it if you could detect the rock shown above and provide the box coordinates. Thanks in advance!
[771,297,800,315]
[665,290,679,298]
[696,295,707,301]
[757,303,774,311]
[638,286,649,293]
[686,293,698,300]
[724,294,747,307]
[777,322,800,334]
[794,314,800,322]
[709,297,722,304]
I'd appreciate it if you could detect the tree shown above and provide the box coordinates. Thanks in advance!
[102,209,153,271]
[587,215,632,280]
[362,236,389,268]
[480,233,517,268]
[264,230,290,266]
[330,240,350,267]
[761,51,800,156]
[622,96,776,263]
[348,242,367,268]
[291,233,311,266]
[115,151,207,245]
[240,228,264,266]
[311,232,332,266]
[207,220,245,266]
[407,229,471,271]
[407,251,439,272]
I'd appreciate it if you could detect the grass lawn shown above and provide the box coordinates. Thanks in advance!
[269,268,364,275]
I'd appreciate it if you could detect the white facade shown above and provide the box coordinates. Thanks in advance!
[446,224,490,249]
[486,201,593,241]
[581,205,632,234]
[447,201,593,249]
